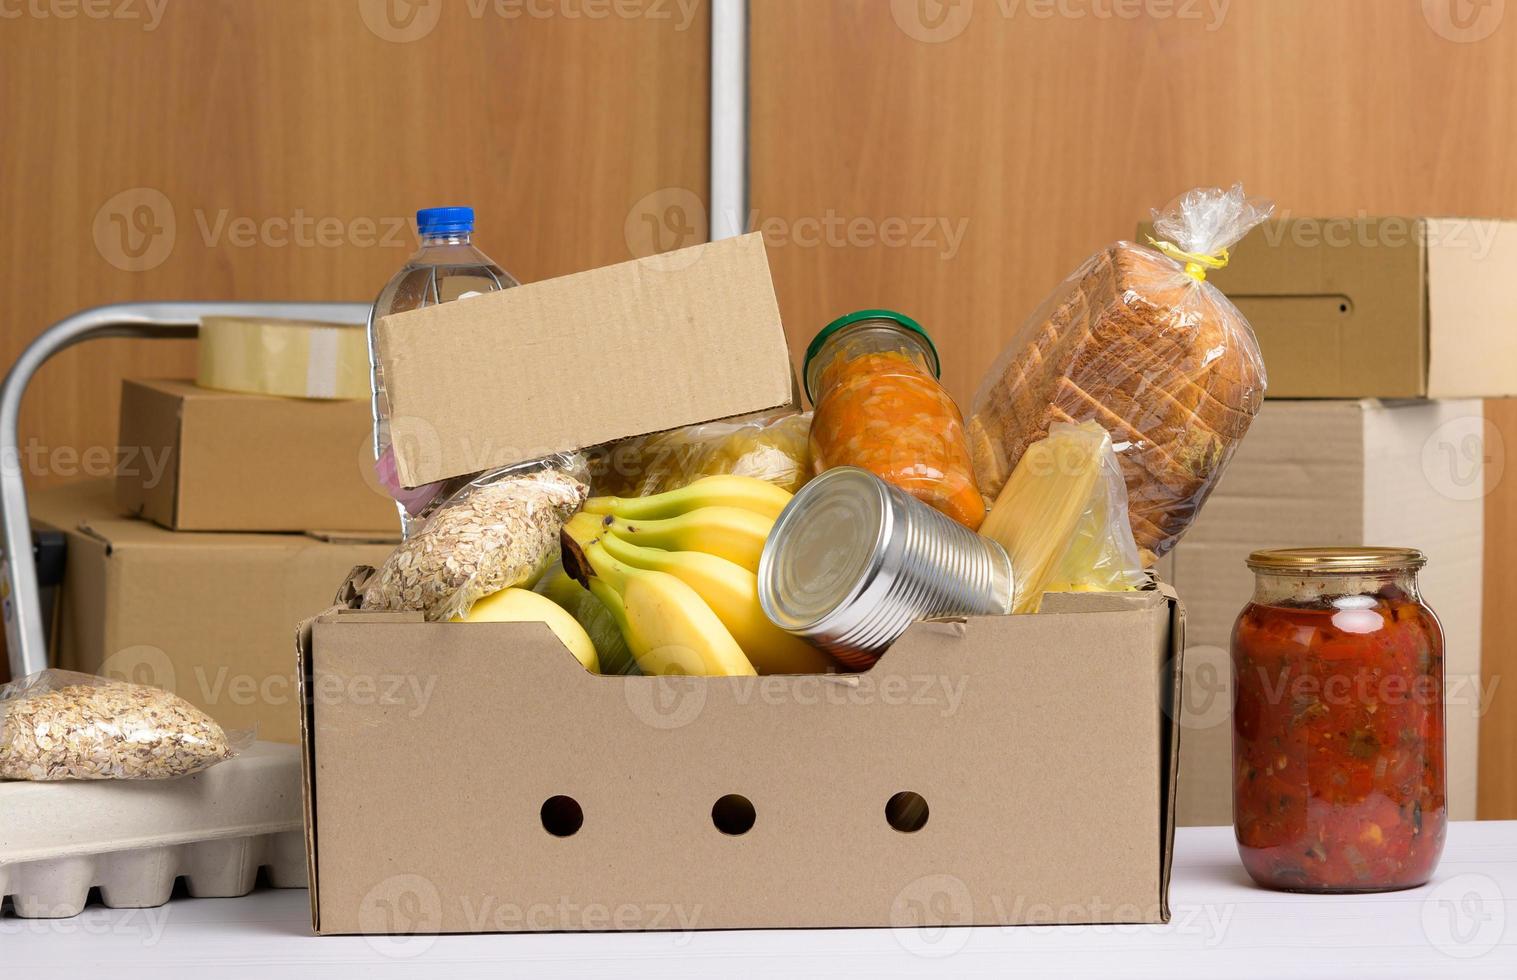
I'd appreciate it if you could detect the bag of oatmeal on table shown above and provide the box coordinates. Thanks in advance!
[1,670,242,780]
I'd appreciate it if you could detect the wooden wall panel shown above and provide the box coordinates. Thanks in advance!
[0,0,709,682]
[0,0,709,492]
[751,0,1517,401]
[1481,398,1517,819]
[751,0,1517,817]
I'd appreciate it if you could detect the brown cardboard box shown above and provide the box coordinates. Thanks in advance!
[32,479,396,744]
[298,586,1183,933]
[301,234,1179,934]
[115,379,397,533]
[375,233,797,488]
[1160,399,1485,827]
[1137,217,1517,399]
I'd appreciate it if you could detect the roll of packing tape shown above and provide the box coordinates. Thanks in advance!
[198,316,370,400]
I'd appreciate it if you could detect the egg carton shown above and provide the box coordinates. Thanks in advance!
[0,741,306,918]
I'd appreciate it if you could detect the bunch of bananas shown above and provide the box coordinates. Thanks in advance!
[559,475,835,676]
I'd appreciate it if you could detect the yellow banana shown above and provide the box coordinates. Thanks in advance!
[536,569,639,676]
[583,475,793,522]
[454,587,599,674]
[595,532,835,675]
[561,525,756,677]
[597,506,773,573]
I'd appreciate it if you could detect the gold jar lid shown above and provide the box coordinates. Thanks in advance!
[1246,547,1427,573]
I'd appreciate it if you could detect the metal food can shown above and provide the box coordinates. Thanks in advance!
[758,466,1014,668]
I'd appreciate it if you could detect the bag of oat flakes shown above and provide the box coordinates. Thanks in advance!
[0,670,245,780]
[361,453,591,622]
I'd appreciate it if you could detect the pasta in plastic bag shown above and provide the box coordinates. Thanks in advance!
[1,670,246,780]
[979,421,1147,614]
[968,185,1272,564]
[1040,426,1148,598]
[361,454,590,622]
[597,412,812,497]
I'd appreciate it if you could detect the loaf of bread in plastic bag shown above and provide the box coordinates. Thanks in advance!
[968,186,1271,563]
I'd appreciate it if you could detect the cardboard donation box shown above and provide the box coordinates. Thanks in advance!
[116,379,396,533]
[32,479,396,744]
[1139,216,1517,399]
[300,588,1182,933]
[1162,399,1485,826]
[299,235,1184,934]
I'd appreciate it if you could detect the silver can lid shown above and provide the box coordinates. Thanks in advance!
[758,467,894,635]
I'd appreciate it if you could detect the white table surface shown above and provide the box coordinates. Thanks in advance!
[6,822,1515,979]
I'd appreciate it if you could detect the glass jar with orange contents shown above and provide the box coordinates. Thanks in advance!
[803,310,985,529]
[1232,548,1446,893]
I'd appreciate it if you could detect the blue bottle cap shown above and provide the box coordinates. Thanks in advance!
[416,207,475,235]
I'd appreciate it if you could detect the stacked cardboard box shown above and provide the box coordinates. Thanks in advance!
[33,478,395,745]
[1152,217,1517,825]
[22,345,400,742]
[116,378,396,533]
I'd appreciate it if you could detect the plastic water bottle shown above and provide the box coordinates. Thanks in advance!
[367,206,519,537]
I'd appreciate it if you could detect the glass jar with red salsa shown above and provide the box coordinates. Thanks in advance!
[1231,547,1445,892]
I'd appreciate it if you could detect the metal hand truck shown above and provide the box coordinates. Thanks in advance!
[1,301,372,680]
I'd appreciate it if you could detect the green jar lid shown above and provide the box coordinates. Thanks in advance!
[802,309,941,401]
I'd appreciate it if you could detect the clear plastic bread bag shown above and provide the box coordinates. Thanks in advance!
[0,670,248,780]
[595,411,812,498]
[968,185,1273,564]
[360,453,591,622]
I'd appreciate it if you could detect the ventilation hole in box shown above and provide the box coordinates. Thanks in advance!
[711,794,756,835]
[540,795,584,837]
[886,791,929,833]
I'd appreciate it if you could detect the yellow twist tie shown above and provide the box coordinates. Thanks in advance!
[1146,236,1229,282]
